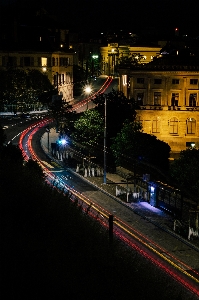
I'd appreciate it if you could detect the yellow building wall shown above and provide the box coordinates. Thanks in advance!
[119,68,199,156]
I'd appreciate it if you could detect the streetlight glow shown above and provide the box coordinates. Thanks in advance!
[84,85,92,110]
[84,86,92,95]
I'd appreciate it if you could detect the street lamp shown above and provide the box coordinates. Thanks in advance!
[46,125,50,152]
[103,95,107,184]
[84,85,92,110]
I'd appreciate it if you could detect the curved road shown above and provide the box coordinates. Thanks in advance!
[19,120,199,299]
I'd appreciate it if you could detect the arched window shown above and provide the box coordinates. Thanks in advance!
[187,118,196,134]
[152,117,160,133]
[169,117,178,134]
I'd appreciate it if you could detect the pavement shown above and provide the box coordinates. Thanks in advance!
[40,122,199,251]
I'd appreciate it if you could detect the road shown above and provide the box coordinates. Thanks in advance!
[17,120,199,299]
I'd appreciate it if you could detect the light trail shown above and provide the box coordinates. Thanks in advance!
[71,76,113,111]
[18,100,199,299]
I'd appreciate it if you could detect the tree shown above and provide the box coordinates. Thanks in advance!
[24,158,44,180]
[0,68,55,108]
[27,69,55,105]
[117,53,146,68]
[93,90,137,140]
[111,120,171,172]
[0,142,24,166]
[170,148,199,200]
[71,109,104,156]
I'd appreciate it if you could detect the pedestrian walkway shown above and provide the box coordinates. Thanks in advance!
[41,128,173,226]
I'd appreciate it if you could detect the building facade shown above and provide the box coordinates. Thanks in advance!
[100,43,162,76]
[0,50,74,102]
[118,56,199,157]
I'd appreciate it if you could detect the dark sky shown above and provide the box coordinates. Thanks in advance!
[1,0,199,36]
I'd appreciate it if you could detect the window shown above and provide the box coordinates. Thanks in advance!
[58,74,61,84]
[54,74,57,86]
[169,117,178,134]
[8,56,17,67]
[154,79,162,84]
[60,57,64,66]
[172,79,179,84]
[137,78,144,84]
[137,93,144,105]
[189,93,197,106]
[24,57,30,66]
[41,57,47,67]
[187,118,196,134]
[154,92,161,105]
[20,57,34,67]
[171,93,179,106]
[190,79,198,85]
[136,116,143,124]
[52,57,55,66]
[152,117,160,133]
[62,74,64,84]
[64,57,69,66]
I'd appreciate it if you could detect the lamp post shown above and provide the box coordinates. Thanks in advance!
[84,85,92,110]
[46,126,50,152]
[103,95,107,184]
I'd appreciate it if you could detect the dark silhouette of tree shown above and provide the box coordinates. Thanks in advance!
[170,148,199,201]
[25,158,44,180]
[93,90,136,140]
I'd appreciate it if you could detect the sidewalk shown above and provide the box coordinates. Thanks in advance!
[41,128,174,226]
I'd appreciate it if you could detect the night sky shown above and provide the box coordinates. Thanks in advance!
[1,0,199,36]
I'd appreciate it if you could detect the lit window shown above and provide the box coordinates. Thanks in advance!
[169,117,178,134]
[41,57,47,67]
[152,117,160,133]
[187,118,196,134]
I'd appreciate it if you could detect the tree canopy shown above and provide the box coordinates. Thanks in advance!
[71,109,104,155]
[170,148,199,200]
[93,90,137,140]
[111,120,171,172]
[0,68,55,106]
[117,53,146,68]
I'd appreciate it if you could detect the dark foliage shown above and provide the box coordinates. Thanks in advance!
[170,148,199,200]
[93,90,137,140]
[0,144,193,300]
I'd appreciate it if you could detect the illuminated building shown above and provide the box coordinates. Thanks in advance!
[118,55,199,158]
[0,49,74,103]
[100,43,162,76]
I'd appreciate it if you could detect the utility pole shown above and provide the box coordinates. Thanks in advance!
[103,95,107,184]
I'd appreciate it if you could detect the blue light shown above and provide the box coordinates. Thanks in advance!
[61,139,67,145]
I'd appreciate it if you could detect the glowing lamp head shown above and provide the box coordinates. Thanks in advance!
[58,139,67,146]
[84,86,92,95]
[61,139,67,145]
